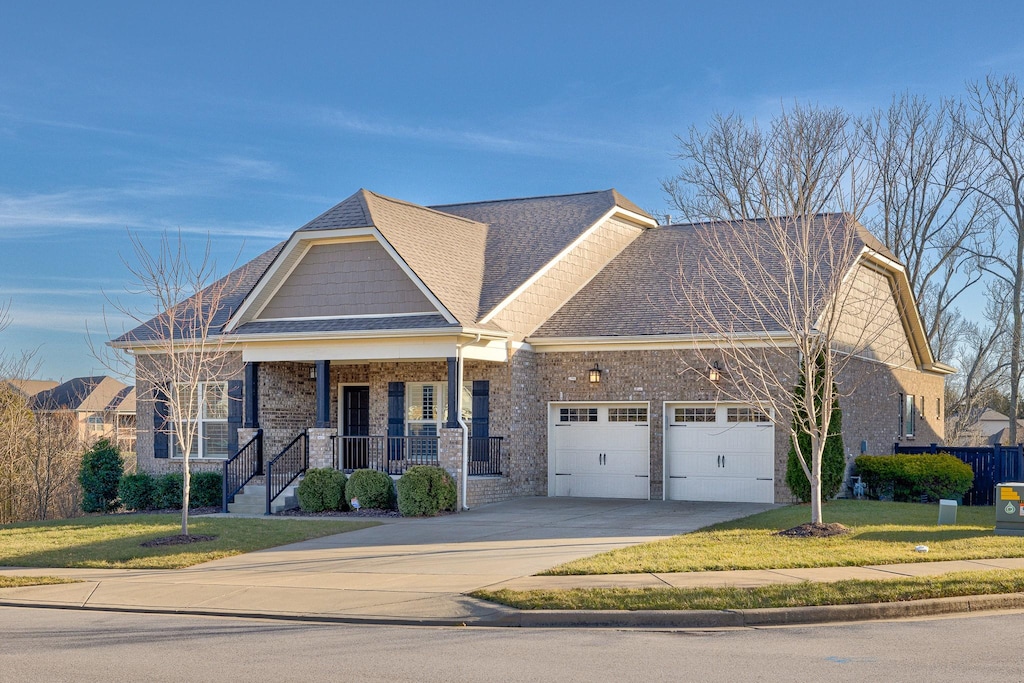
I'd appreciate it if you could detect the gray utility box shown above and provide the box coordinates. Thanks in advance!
[995,483,1024,536]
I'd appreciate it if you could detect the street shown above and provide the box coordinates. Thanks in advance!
[3,606,1021,682]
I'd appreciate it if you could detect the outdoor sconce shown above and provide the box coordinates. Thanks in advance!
[708,361,722,382]
[309,365,317,380]
[589,365,602,384]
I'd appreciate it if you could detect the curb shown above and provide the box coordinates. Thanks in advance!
[3,592,1024,628]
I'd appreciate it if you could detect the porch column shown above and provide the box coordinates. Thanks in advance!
[315,359,331,428]
[243,362,259,429]
[445,356,459,428]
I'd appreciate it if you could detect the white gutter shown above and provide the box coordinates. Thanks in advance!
[455,333,483,510]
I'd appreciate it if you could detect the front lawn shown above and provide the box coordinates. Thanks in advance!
[0,515,379,569]
[474,568,1024,611]
[0,576,79,589]
[545,500,1024,575]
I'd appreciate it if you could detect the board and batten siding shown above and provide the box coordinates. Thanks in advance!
[258,241,435,319]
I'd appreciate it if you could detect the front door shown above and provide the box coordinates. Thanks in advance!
[341,385,370,469]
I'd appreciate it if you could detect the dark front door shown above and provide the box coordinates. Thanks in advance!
[342,385,370,469]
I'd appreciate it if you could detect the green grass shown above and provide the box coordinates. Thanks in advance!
[474,569,1024,611]
[0,515,378,569]
[0,576,79,588]
[546,500,1024,575]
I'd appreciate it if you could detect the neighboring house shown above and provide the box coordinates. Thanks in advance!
[961,409,1024,446]
[114,189,953,508]
[4,379,59,399]
[31,376,136,449]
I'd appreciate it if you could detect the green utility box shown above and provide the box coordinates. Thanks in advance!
[995,483,1024,536]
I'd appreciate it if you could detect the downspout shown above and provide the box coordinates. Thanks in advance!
[456,334,483,510]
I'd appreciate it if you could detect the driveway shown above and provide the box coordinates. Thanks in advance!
[0,497,774,623]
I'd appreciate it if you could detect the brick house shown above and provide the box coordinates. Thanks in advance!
[115,189,952,510]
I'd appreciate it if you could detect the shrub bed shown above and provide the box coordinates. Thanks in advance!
[118,472,156,511]
[297,468,348,512]
[854,453,974,502]
[80,439,124,513]
[397,465,457,516]
[154,473,184,510]
[345,469,395,510]
[191,471,223,508]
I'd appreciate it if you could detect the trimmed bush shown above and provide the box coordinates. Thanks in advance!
[297,468,348,512]
[785,353,846,503]
[79,439,124,513]
[190,471,223,508]
[854,453,974,502]
[155,472,184,510]
[345,469,396,510]
[118,472,156,511]
[397,465,457,516]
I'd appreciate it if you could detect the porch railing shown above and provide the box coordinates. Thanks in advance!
[334,435,440,475]
[468,436,503,476]
[222,429,263,513]
[265,430,309,515]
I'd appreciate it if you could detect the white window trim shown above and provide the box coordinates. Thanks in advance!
[171,381,229,460]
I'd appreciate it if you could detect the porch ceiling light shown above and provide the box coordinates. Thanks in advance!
[708,361,722,382]
[589,364,601,384]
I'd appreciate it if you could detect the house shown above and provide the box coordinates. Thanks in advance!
[115,188,952,509]
[31,376,137,449]
[961,409,1024,446]
[4,378,59,399]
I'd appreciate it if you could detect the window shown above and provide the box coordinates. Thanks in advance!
[675,407,716,423]
[608,407,647,422]
[87,415,104,432]
[559,407,598,422]
[902,393,916,438]
[937,397,942,420]
[406,381,474,434]
[171,382,228,459]
[727,407,770,423]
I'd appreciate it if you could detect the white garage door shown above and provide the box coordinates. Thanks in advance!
[549,403,650,499]
[665,403,775,503]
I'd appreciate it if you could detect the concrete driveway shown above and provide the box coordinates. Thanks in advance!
[0,497,774,624]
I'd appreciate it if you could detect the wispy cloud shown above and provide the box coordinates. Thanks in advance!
[0,105,141,138]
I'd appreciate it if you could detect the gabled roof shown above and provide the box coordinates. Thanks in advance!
[32,376,128,412]
[4,379,58,398]
[105,385,136,413]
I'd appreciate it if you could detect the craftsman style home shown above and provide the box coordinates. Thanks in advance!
[116,188,952,510]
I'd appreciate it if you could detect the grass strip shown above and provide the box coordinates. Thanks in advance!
[545,500,1024,575]
[0,576,79,589]
[0,514,379,569]
[473,569,1024,611]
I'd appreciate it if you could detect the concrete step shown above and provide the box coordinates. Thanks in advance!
[227,482,301,514]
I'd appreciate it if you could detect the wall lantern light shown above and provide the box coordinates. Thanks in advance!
[589,365,602,384]
[309,365,317,380]
[708,361,722,382]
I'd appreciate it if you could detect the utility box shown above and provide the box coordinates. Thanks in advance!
[995,483,1024,536]
[937,499,957,525]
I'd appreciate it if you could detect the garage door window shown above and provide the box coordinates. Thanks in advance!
[675,407,716,423]
[559,407,597,422]
[727,407,770,423]
[608,407,648,422]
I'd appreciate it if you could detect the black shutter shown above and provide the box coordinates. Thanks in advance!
[153,384,169,459]
[227,379,243,456]
[471,380,489,461]
[387,382,405,460]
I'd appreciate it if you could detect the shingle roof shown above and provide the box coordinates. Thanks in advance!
[105,385,135,413]
[234,314,454,335]
[32,376,127,412]
[532,214,870,338]
[434,189,645,316]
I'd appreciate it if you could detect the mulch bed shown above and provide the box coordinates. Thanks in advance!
[140,534,218,547]
[274,508,404,519]
[776,522,851,538]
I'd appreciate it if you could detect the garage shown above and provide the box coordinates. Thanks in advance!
[664,403,775,503]
[548,402,650,499]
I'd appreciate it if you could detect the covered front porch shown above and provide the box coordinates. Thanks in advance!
[223,335,513,513]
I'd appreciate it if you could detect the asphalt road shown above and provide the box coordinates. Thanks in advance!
[4,606,1023,682]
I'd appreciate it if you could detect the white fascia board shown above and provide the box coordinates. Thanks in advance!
[479,207,653,325]
[461,339,513,362]
[527,332,796,353]
[241,336,462,363]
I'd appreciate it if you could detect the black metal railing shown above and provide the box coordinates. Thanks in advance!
[222,429,263,513]
[334,435,440,475]
[468,436,503,476]
[265,431,309,515]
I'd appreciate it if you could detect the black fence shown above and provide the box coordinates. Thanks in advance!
[893,442,1024,506]
[266,431,308,515]
[334,435,441,475]
[222,429,263,513]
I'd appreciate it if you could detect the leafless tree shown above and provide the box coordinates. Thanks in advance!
[958,74,1024,444]
[96,231,238,536]
[29,411,83,520]
[864,93,992,361]
[666,105,888,524]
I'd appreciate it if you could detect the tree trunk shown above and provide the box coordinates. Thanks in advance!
[810,434,823,524]
[181,458,190,536]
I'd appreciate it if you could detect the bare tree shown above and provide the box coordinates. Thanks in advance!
[29,411,83,520]
[864,93,992,361]
[97,232,238,536]
[959,74,1024,444]
[666,105,885,524]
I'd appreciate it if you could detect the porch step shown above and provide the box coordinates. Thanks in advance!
[227,482,300,515]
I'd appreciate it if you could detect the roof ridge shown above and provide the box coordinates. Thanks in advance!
[430,189,609,209]
[364,189,487,228]
[663,212,852,229]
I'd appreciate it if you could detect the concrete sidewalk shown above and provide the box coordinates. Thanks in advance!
[1,498,1023,627]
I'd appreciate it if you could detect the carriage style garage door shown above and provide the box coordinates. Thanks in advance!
[548,402,650,499]
[665,403,775,503]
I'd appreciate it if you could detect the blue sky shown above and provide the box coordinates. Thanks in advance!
[2,1,1023,380]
